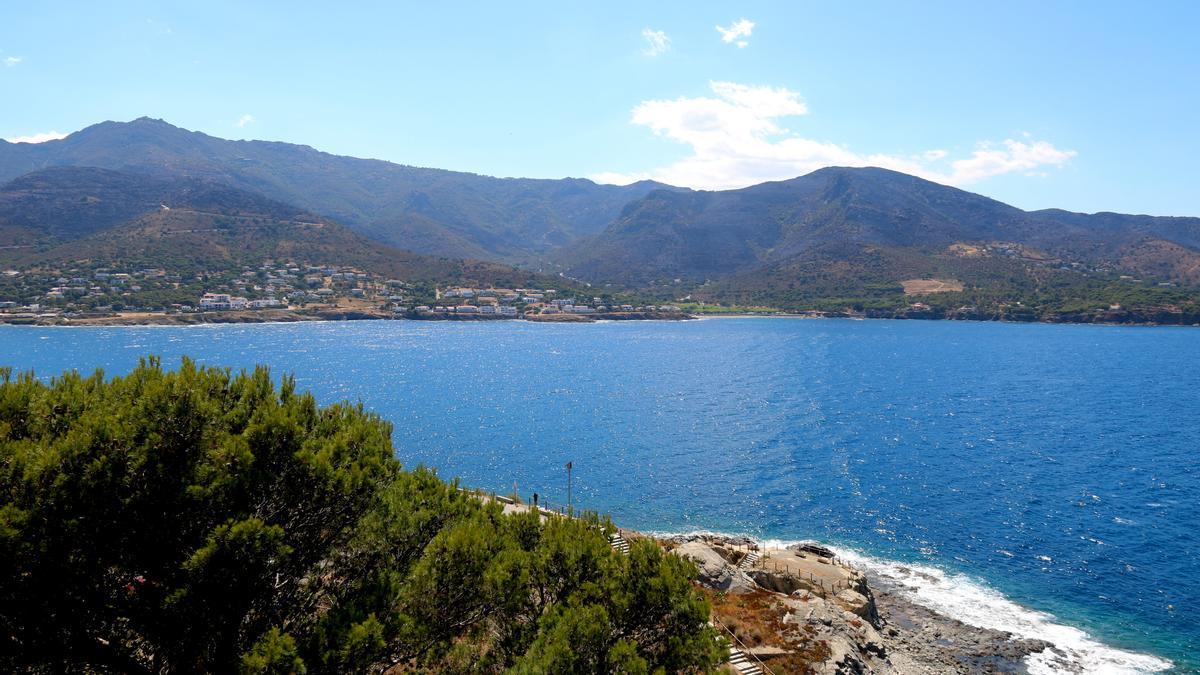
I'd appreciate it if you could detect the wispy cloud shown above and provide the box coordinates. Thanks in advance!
[716,19,754,48]
[592,81,1075,190]
[641,28,670,57]
[4,131,67,144]
[146,18,173,36]
[235,114,256,129]
[3,56,22,68]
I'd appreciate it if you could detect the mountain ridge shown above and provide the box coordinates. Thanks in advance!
[0,118,679,262]
[0,166,571,294]
[557,166,1200,287]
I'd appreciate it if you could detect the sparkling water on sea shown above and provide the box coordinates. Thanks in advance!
[1,318,1196,672]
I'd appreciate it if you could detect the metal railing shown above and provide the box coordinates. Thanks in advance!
[711,618,775,675]
[711,542,855,598]
[457,487,595,524]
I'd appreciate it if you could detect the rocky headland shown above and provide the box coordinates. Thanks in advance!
[657,534,1052,674]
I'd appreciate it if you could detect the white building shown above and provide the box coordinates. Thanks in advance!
[199,293,249,311]
[248,298,284,309]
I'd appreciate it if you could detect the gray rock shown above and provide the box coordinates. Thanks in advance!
[671,541,757,593]
[789,541,837,558]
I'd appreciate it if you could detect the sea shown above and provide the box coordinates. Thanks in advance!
[1,317,1195,673]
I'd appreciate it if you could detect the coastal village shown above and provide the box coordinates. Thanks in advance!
[5,256,1195,325]
[0,260,684,324]
[421,286,681,317]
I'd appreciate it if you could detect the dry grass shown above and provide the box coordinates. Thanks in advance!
[947,243,984,257]
[901,278,964,295]
[703,588,830,674]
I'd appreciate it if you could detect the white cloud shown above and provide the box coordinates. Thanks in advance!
[946,139,1075,184]
[3,56,22,67]
[594,81,1075,190]
[4,131,66,144]
[716,19,754,46]
[235,114,256,128]
[642,28,670,57]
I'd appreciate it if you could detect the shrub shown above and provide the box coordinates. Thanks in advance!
[0,358,721,673]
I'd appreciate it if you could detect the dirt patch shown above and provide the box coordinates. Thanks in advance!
[947,243,984,257]
[704,588,830,672]
[901,278,964,295]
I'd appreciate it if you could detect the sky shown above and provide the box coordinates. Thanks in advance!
[2,1,1198,215]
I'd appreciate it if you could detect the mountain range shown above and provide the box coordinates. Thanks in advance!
[0,118,671,263]
[557,166,1200,287]
[2,118,1199,319]
[0,166,567,291]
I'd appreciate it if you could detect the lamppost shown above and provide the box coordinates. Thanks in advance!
[565,461,573,514]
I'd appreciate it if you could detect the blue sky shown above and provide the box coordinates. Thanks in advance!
[2,1,1198,215]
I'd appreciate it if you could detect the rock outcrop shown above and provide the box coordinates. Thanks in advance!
[665,534,1052,674]
[670,540,757,594]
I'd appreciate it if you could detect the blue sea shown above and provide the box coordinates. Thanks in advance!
[1,318,1195,673]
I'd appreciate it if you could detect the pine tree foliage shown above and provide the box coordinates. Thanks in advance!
[0,358,722,673]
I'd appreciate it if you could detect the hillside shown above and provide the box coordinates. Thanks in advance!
[0,118,675,262]
[0,167,576,310]
[559,167,1156,285]
[0,166,306,246]
[1029,208,1200,284]
[548,167,1200,321]
[9,209,549,288]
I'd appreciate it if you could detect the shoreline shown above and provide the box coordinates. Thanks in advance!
[479,491,1176,674]
[831,545,1173,674]
[647,529,1173,674]
[1,309,1198,328]
[0,307,696,327]
[692,312,1200,328]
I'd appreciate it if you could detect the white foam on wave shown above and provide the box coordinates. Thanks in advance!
[657,531,1171,674]
[825,546,1172,674]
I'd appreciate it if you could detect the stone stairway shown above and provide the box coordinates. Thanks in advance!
[711,619,770,675]
[727,647,764,675]
[609,531,630,555]
[737,549,760,570]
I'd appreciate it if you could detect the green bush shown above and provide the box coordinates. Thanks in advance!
[0,358,721,673]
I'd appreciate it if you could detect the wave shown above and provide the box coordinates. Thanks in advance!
[825,546,1171,674]
[654,531,1172,674]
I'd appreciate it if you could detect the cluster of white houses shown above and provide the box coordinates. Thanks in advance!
[193,281,682,316]
[40,268,169,301]
[419,287,681,316]
[198,293,284,311]
[416,304,521,316]
[195,261,405,311]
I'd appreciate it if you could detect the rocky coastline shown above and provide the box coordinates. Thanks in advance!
[4,305,1193,327]
[699,308,1200,327]
[657,533,1053,674]
[0,308,695,327]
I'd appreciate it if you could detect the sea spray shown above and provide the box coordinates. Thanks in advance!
[652,530,1171,674]
[826,546,1172,674]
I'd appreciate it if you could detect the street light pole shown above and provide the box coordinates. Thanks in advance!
[565,461,573,514]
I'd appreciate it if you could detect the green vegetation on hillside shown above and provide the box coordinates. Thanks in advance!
[0,358,722,673]
[692,243,1200,323]
[0,167,601,314]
